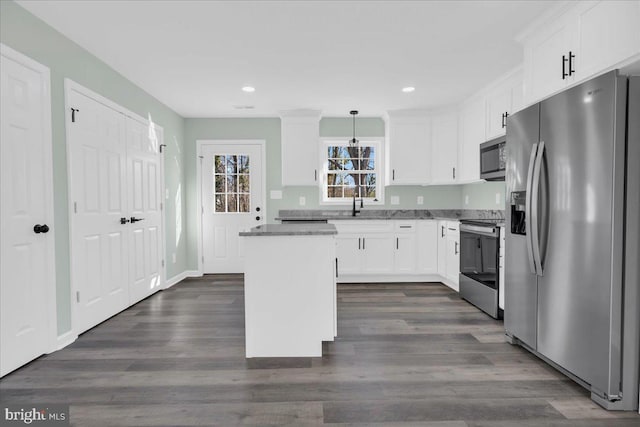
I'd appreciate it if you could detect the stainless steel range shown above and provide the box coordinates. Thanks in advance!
[459,220,501,319]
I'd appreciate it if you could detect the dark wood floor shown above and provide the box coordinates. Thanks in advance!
[1,275,638,426]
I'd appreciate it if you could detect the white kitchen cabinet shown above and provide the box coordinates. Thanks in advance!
[280,110,321,186]
[335,234,362,275]
[436,220,448,277]
[362,234,395,274]
[485,69,524,139]
[386,112,431,185]
[445,221,460,291]
[394,221,417,274]
[457,98,485,183]
[417,220,438,274]
[522,0,640,104]
[430,112,459,184]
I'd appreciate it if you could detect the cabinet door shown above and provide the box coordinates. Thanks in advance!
[458,98,485,182]
[387,117,431,185]
[525,14,575,103]
[335,235,362,276]
[417,221,438,274]
[485,90,510,139]
[394,233,416,274]
[430,113,458,184]
[281,116,320,186]
[573,0,640,81]
[446,233,460,287]
[437,221,448,276]
[362,234,394,274]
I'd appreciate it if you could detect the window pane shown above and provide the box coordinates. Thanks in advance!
[343,174,355,186]
[328,158,343,171]
[327,186,342,198]
[343,159,355,170]
[344,187,357,198]
[239,194,250,213]
[239,174,249,193]
[227,174,237,193]
[215,194,226,212]
[364,173,376,186]
[215,175,225,193]
[238,155,250,173]
[226,155,237,174]
[227,194,238,213]
[215,155,226,173]
[363,186,376,198]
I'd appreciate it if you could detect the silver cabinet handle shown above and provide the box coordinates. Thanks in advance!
[525,142,539,275]
[358,238,361,250]
[441,226,445,237]
[455,241,459,255]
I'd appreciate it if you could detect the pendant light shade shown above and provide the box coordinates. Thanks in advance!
[349,110,359,148]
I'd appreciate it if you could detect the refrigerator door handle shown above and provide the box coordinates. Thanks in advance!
[525,142,539,275]
[531,140,545,276]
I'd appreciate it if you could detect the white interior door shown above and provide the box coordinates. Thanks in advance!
[126,116,163,304]
[1,45,55,377]
[67,89,129,333]
[201,143,264,273]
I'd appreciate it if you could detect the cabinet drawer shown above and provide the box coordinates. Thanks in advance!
[330,220,393,234]
[446,221,459,233]
[394,221,417,233]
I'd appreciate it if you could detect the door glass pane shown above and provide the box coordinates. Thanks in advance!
[213,154,250,213]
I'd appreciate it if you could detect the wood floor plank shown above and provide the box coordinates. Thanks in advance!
[1,275,638,426]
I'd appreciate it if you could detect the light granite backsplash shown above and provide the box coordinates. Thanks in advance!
[277,209,505,221]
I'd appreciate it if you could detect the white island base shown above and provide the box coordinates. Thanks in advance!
[240,224,337,358]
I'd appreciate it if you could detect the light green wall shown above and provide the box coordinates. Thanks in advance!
[461,181,506,209]
[1,1,188,335]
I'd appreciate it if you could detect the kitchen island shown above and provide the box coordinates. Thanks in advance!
[239,223,337,357]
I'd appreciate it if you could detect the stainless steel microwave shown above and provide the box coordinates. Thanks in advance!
[480,136,506,181]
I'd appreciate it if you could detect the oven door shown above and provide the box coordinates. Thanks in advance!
[459,225,498,289]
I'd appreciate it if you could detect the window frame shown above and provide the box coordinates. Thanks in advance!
[318,137,385,205]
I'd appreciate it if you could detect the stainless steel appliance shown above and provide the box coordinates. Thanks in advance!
[459,220,501,319]
[505,71,640,411]
[479,136,506,180]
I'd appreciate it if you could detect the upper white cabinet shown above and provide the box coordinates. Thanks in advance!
[522,0,640,104]
[457,97,485,183]
[280,110,321,186]
[485,69,524,139]
[385,112,431,185]
[430,112,459,184]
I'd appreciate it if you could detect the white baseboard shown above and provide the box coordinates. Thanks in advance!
[337,274,443,284]
[164,270,203,289]
[52,330,77,353]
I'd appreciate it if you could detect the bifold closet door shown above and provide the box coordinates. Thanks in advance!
[68,90,129,334]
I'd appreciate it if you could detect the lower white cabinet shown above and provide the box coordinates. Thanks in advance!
[332,219,458,285]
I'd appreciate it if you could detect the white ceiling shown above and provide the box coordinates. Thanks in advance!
[17,0,555,118]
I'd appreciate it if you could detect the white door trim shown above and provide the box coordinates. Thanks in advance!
[196,139,267,275]
[0,43,57,353]
[64,78,166,339]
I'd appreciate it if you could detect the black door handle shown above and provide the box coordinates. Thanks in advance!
[130,217,144,223]
[256,207,261,212]
[33,224,50,234]
[120,217,130,225]
[255,216,261,221]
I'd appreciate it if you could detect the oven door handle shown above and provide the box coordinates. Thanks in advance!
[525,142,539,275]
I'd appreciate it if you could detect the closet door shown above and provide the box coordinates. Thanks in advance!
[126,117,163,304]
[67,89,129,333]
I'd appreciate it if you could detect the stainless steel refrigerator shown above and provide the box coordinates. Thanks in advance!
[505,70,640,411]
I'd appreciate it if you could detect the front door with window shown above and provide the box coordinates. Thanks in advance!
[201,143,263,273]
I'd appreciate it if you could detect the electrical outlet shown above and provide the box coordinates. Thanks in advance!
[172,253,177,264]
[496,193,501,205]
[299,196,306,206]
[391,196,400,205]
[465,195,469,205]
[417,196,424,205]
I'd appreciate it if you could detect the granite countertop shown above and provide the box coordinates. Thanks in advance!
[276,209,505,222]
[239,223,338,237]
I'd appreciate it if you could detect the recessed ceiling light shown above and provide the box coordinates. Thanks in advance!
[242,86,255,93]
[402,87,415,93]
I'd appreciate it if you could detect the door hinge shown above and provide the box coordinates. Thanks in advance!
[71,107,79,123]
[74,202,77,213]
[161,259,165,267]
[160,202,163,211]
[76,291,80,303]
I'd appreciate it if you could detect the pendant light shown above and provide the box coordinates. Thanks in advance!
[349,110,359,148]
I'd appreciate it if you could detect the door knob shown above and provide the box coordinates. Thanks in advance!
[130,217,144,223]
[120,217,130,225]
[33,224,50,234]
[255,216,261,221]
[256,207,261,212]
